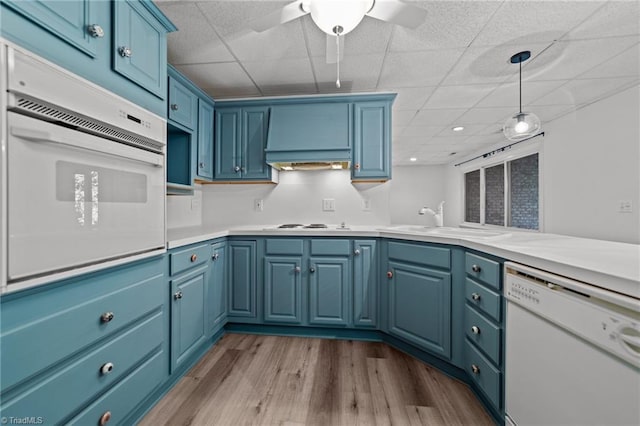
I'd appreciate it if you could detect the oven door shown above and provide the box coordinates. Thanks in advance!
[7,112,165,281]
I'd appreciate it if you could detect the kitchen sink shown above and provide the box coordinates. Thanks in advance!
[383,226,511,240]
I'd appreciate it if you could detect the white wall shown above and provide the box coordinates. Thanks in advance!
[445,84,640,244]
[389,165,447,226]
[166,188,202,228]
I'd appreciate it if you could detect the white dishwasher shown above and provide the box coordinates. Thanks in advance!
[504,262,640,426]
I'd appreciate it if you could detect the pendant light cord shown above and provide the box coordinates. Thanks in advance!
[519,59,522,113]
[336,33,341,88]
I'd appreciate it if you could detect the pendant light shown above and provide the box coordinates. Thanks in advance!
[503,51,541,141]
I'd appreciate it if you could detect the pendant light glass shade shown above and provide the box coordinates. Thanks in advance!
[503,111,541,141]
[503,51,542,141]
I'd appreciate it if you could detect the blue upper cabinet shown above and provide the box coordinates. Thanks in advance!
[214,106,273,181]
[168,75,198,130]
[113,0,167,98]
[0,0,176,117]
[197,100,215,180]
[353,100,393,181]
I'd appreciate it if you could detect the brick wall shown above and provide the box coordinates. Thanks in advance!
[509,153,539,229]
[485,164,504,225]
[465,170,480,223]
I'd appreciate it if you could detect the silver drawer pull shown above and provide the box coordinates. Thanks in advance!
[471,325,481,334]
[212,253,219,261]
[88,24,104,38]
[471,364,480,374]
[100,362,114,375]
[234,166,241,172]
[100,312,114,323]
[354,249,360,256]
[174,291,183,300]
[294,266,301,273]
[170,103,179,111]
[310,267,315,273]
[471,292,481,301]
[472,264,482,273]
[118,46,132,58]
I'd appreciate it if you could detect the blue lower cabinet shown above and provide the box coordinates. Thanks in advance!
[228,241,258,320]
[387,261,452,359]
[207,242,227,336]
[353,240,378,328]
[171,266,207,372]
[264,256,303,324]
[308,257,349,326]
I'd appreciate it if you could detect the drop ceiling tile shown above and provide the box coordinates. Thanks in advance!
[475,79,568,108]
[175,62,257,93]
[471,1,605,47]
[531,77,638,107]
[379,86,436,110]
[393,110,419,126]
[411,108,467,126]
[203,86,262,99]
[197,1,290,38]
[441,43,551,86]
[242,58,315,87]
[389,1,502,52]
[423,84,497,109]
[378,49,465,88]
[454,106,515,125]
[421,135,470,147]
[435,124,490,137]
[304,16,393,57]
[564,1,640,40]
[579,43,640,79]
[310,54,383,91]
[401,126,445,138]
[536,105,575,122]
[225,20,309,61]
[158,2,234,64]
[524,36,639,81]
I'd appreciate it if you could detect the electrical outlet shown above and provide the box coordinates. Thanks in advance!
[254,199,264,212]
[619,200,632,213]
[363,198,371,211]
[190,198,201,211]
[322,198,336,211]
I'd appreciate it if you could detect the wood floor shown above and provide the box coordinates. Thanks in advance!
[140,333,494,426]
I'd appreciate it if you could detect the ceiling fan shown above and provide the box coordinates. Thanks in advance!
[249,0,428,87]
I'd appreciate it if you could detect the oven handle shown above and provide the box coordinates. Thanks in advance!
[10,124,163,168]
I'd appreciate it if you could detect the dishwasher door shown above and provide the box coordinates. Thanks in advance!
[504,263,640,426]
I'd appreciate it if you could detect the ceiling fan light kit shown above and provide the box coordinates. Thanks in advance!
[503,50,542,141]
[302,0,374,36]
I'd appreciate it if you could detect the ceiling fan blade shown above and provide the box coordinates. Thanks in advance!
[249,1,308,33]
[366,0,427,29]
[325,34,345,64]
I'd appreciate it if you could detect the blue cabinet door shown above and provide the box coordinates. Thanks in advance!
[387,261,451,359]
[197,100,214,180]
[168,75,198,130]
[207,242,227,336]
[353,240,378,328]
[353,101,391,180]
[242,106,271,180]
[171,267,207,372]
[308,257,349,326]
[113,0,167,98]
[228,241,257,318]
[264,256,303,324]
[215,108,242,180]
[3,0,100,58]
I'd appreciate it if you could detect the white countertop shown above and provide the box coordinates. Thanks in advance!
[167,224,640,299]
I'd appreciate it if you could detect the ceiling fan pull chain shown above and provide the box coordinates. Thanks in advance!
[336,33,341,88]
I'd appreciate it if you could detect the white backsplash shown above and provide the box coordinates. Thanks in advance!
[167,187,202,229]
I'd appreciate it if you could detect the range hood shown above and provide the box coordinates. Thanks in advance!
[265,102,351,170]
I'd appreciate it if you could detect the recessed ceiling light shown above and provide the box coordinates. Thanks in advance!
[449,152,457,156]
[452,126,464,132]
[409,157,417,162]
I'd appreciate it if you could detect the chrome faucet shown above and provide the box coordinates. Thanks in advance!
[418,201,445,227]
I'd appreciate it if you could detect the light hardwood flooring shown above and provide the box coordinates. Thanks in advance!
[140,333,494,426]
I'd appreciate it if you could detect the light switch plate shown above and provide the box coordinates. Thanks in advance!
[363,198,371,211]
[254,199,264,212]
[323,198,336,211]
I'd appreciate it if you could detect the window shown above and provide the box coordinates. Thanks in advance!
[464,152,540,230]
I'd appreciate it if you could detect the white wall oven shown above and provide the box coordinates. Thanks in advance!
[1,42,166,292]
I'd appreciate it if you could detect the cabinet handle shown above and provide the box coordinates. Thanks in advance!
[190,254,198,262]
[174,291,183,300]
[387,271,393,279]
[87,24,104,38]
[99,411,112,426]
[310,267,315,273]
[471,264,481,273]
[100,362,115,375]
[234,166,241,173]
[199,162,205,168]
[170,103,179,111]
[118,46,132,58]
[471,292,481,301]
[471,364,480,374]
[354,163,360,170]
[354,249,360,256]
[471,325,481,334]
[100,312,114,323]
[294,266,301,273]
[212,253,219,261]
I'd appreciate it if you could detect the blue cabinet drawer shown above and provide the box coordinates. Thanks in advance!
[265,239,304,255]
[465,278,501,322]
[465,339,501,411]
[464,305,501,365]
[1,267,164,392]
[170,243,209,276]
[1,312,164,423]
[465,253,501,289]
[310,239,351,256]
[388,241,450,269]
[68,349,165,425]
